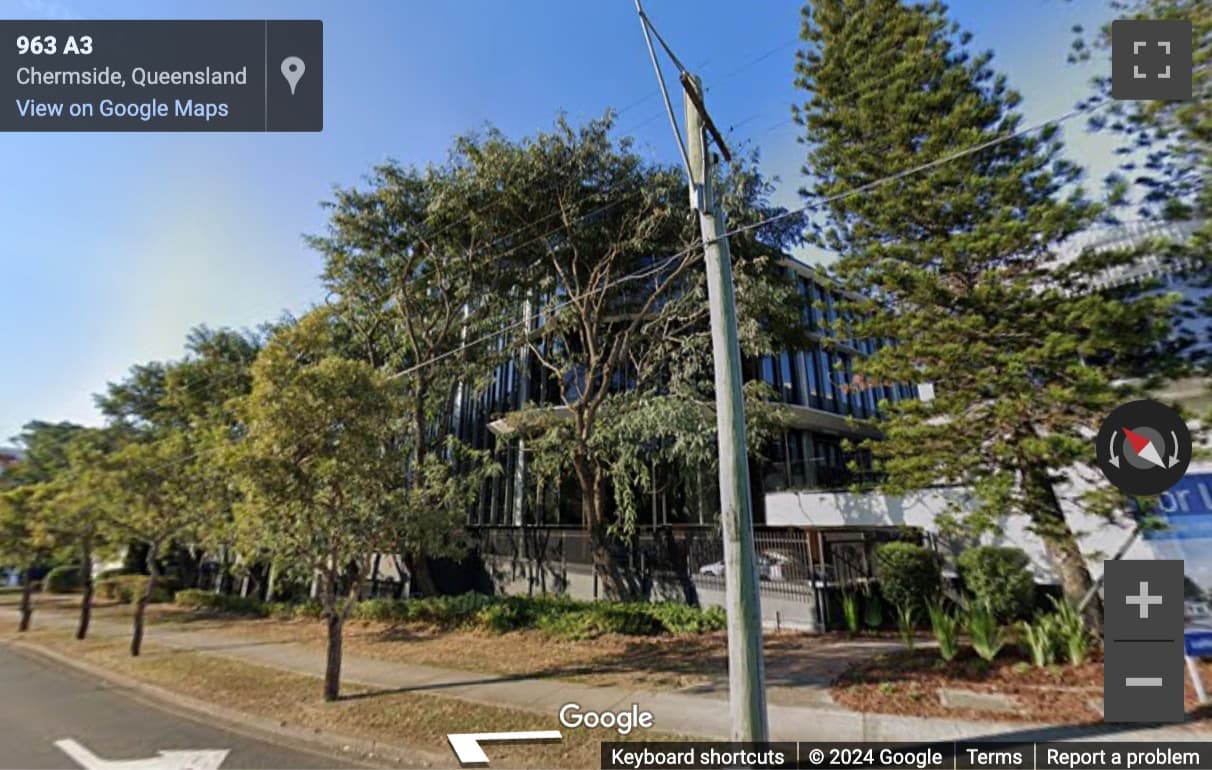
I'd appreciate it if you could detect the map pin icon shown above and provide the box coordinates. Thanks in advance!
[281,56,305,95]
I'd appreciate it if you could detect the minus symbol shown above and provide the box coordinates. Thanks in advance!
[1125,677,1164,687]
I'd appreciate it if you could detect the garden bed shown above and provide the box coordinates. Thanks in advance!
[833,647,1212,726]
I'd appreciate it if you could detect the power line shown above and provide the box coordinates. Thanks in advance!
[96,97,1114,476]
[619,35,803,144]
[385,243,702,382]
[636,2,691,178]
[722,99,1114,243]
[409,30,797,249]
[388,98,1115,383]
[757,68,931,140]
[714,38,798,82]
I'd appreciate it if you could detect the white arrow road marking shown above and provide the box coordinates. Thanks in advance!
[55,738,229,770]
[446,731,562,766]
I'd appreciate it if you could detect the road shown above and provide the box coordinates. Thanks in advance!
[0,645,349,769]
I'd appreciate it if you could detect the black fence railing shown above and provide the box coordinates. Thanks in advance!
[472,525,845,604]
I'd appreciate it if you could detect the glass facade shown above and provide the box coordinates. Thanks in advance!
[464,264,919,527]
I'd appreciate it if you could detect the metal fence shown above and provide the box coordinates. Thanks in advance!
[473,525,829,603]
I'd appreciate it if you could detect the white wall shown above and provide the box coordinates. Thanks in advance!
[762,469,1212,584]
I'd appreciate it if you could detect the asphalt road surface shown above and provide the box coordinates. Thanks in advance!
[0,644,349,769]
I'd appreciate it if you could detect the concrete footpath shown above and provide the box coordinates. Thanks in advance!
[7,607,1210,744]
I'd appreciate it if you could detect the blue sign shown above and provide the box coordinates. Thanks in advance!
[1137,472,1212,655]
[1186,630,1212,656]
[1143,472,1212,541]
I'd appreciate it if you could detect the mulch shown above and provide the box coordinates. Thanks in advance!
[832,646,1212,726]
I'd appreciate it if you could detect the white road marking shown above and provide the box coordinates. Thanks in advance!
[55,738,229,770]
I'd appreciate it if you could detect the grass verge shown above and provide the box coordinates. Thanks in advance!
[12,623,682,769]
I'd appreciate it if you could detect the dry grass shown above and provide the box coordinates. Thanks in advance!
[15,596,881,711]
[16,624,683,769]
[111,604,866,693]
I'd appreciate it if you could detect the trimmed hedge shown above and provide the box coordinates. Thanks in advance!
[267,599,323,620]
[332,593,724,638]
[874,542,941,614]
[97,574,175,604]
[43,565,83,594]
[174,589,267,616]
[352,592,499,625]
[169,589,726,641]
[958,545,1034,621]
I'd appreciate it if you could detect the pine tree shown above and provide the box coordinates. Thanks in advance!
[794,0,1174,631]
[1073,0,1211,382]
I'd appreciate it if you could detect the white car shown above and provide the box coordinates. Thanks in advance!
[698,556,773,580]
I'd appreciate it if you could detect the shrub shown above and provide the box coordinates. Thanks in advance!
[643,602,725,634]
[957,546,1034,622]
[538,603,665,640]
[266,593,724,639]
[874,542,940,615]
[964,601,1006,661]
[345,593,491,626]
[476,595,585,632]
[841,591,861,634]
[351,598,411,622]
[43,565,83,594]
[894,603,917,650]
[926,601,960,661]
[96,574,176,604]
[1049,597,1092,665]
[863,590,884,629]
[1019,613,1060,667]
[174,589,267,616]
[266,599,324,619]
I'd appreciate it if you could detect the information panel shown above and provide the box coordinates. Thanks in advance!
[0,20,322,131]
[599,742,1212,770]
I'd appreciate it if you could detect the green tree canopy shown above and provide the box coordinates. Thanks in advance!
[793,0,1175,630]
[228,310,404,700]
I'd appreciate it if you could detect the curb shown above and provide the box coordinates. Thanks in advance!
[3,637,451,769]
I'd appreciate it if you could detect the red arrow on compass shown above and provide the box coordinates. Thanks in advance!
[1122,427,1167,469]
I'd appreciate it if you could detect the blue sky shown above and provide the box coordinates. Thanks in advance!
[1,0,1123,442]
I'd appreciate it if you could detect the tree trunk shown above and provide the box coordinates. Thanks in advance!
[1024,465,1104,635]
[178,545,202,590]
[264,563,277,603]
[576,461,632,600]
[18,565,34,632]
[405,552,438,598]
[321,567,358,702]
[214,546,229,595]
[323,609,344,702]
[131,543,159,657]
[77,537,94,640]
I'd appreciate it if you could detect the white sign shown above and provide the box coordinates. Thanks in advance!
[446,731,562,766]
[56,738,229,770]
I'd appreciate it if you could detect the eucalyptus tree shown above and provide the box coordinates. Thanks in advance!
[99,430,215,656]
[40,427,123,640]
[1,420,88,632]
[97,326,262,591]
[228,310,405,701]
[453,116,807,597]
[0,484,49,632]
[309,160,513,595]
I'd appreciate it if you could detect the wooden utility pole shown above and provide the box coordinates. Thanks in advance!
[683,74,769,742]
